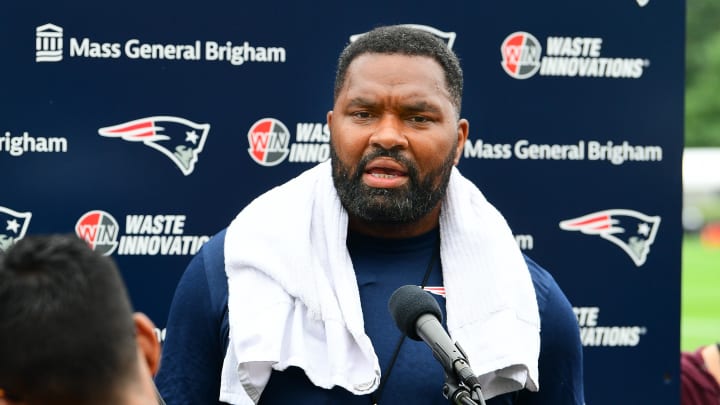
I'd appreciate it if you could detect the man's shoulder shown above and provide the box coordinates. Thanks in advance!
[190,228,227,269]
[522,255,555,295]
[203,228,227,254]
[521,255,573,316]
[185,228,228,297]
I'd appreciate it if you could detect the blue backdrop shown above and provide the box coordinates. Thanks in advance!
[1,1,684,403]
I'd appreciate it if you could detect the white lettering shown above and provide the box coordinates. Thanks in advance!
[289,143,330,163]
[587,141,663,165]
[514,139,584,160]
[117,235,210,255]
[205,41,286,66]
[546,37,602,57]
[125,215,186,234]
[463,139,512,159]
[69,38,121,58]
[0,132,68,157]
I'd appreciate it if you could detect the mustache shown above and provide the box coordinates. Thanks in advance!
[356,148,417,178]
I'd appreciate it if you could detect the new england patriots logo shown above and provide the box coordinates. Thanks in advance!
[98,116,210,175]
[350,24,457,49]
[423,286,446,297]
[559,209,661,267]
[0,206,32,253]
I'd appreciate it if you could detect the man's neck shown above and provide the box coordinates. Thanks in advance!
[118,367,160,405]
[701,344,720,387]
[348,206,441,239]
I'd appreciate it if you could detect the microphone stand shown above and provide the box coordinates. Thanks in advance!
[442,373,487,405]
[438,342,487,405]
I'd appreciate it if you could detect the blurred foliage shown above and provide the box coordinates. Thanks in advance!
[686,0,720,146]
[681,234,720,351]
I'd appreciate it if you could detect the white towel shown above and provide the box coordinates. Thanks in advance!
[220,160,540,404]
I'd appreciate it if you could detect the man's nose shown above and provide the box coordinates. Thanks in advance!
[369,115,408,150]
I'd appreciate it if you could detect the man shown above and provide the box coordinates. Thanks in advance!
[0,235,163,405]
[681,343,720,404]
[156,25,584,404]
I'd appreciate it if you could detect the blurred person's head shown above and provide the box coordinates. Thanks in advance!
[0,234,160,405]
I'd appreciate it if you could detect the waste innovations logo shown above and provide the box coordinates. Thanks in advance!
[0,206,32,253]
[75,210,210,256]
[574,306,647,347]
[350,24,457,49]
[247,118,330,166]
[501,31,650,79]
[559,209,661,266]
[98,116,210,176]
[34,23,286,66]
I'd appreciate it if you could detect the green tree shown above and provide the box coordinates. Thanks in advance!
[686,0,720,146]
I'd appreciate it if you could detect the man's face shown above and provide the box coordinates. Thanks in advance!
[328,53,468,225]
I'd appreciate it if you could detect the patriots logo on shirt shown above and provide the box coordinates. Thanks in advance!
[98,116,211,176]
[0,206,32,253]
[559,209,661,266]
[423,286,446,297]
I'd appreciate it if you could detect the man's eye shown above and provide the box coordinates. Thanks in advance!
[352,111,371,119]
[409,116,430,123]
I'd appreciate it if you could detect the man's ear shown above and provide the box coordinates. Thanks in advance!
[454,118,469,165]
[133,313,161,376]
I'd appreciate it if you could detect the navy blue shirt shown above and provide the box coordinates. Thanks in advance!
[155,228,584,404]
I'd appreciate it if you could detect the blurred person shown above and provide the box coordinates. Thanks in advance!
[156,25,584,404]
[681,343,720,404]
[0,234,163,405]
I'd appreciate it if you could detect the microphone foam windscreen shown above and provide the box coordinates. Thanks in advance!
[388,284,443,340]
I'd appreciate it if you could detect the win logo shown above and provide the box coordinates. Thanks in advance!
[247,118,290,166]
[75,210,119,256]
[36,23,63,62]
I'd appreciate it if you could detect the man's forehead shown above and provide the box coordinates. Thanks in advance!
[339,54,450,97]
[346,52,443,75]
[345,95,445,112]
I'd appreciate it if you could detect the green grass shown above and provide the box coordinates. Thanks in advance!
[681,233,720,351]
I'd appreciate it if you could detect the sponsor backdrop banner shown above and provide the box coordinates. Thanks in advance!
[1,1,683,403]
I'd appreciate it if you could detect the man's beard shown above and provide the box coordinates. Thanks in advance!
[330,145,456,224]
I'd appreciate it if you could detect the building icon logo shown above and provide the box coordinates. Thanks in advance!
[36,23,63,62]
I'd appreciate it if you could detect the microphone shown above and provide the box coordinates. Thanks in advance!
[388,285,485,404]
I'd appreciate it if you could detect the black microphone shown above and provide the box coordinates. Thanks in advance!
[388,285,484,402]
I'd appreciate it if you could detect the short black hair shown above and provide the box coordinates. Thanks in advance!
[0,234,137,405]
[334,25,464,115]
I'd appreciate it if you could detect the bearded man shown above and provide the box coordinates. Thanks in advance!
[156,25,584,405]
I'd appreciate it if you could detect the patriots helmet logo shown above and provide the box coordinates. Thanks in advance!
[350,24,457,49]
[0,206,32,253]
[423,286,446,297]
[559,209,661,266]
[98,116,210,175]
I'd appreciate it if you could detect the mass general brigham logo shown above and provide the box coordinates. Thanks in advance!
[36,23,64,62]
